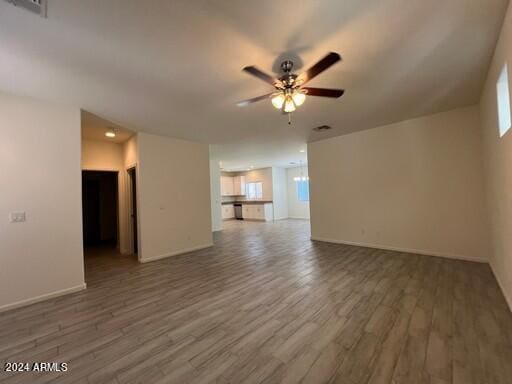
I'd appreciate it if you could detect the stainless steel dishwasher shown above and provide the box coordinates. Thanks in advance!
[234,203,243,220]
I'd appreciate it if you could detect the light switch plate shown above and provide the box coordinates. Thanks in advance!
[10,212,26,223]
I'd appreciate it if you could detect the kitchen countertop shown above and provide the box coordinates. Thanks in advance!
[222,201,273,205]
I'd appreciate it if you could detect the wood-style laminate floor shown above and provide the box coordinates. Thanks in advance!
[1,219,511,384]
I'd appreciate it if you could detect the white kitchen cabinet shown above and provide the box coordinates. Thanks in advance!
[242,204,253,219]
[221,204,235,220]
[222,175,246,196]
[242,203,273,221]
[233,176,246,196]
[221,176,234,196]
[253,205,264,220]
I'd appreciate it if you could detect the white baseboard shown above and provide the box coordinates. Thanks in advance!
[140,243,213,263]
[0,283,87,313]
[490,262,512,312]
[310,236,488,263]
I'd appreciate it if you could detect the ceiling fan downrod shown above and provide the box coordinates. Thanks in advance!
[280,60,294,74]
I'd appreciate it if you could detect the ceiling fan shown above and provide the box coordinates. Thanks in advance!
[237,52,345,114]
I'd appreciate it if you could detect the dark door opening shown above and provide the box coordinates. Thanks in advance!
[128,167,138,255]
[82,170,118,250]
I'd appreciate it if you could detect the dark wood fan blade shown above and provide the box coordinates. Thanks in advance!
[236,93,274,107]
[297,52,341,85]
[242,66,280,86]
[302,87,345,98]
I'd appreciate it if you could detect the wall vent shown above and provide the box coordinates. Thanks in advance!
[313,125,332,132]
[3,0,47,17]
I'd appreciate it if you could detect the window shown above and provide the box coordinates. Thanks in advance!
[297,180,310,202]
[497,64,511,137]
[246,182,263,199]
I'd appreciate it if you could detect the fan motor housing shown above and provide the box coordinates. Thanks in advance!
[279,60,299,88]
[280,60,294,73]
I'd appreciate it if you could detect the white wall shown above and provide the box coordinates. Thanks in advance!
[81,138,132,254]
[0,92,85,311]
[137,132,212,262]
[479,0,512,310]
[209,153,222,232]
[272,167,288,220]
[287,166,310,219]
[309,106,490,262]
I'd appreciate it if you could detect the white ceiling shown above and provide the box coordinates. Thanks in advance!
[0,0,508,169]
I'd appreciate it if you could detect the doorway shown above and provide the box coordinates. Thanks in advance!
[82,171,119,251]
[128,167,138,255]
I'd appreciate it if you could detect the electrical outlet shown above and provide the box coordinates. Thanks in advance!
[10,212,26,223]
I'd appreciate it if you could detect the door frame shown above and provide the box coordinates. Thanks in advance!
[127,166,139,259]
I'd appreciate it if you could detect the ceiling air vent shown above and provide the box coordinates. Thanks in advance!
[3,0,47,17]
[313,125,332,132]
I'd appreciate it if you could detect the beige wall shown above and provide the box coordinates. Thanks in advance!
[0,92,85,311]
[82,139,124,170]
[81,138,133,254]
[137,132,212,262]
[480,1,512,309]
[123,135,139,255]
[124,135,138,169]
[309,106,491,262]
[237,168,273,201]
[287,166,310,219]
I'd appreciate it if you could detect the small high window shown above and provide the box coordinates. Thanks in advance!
[497,64,511,137]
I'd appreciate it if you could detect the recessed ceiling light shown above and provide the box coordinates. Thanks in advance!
[105,127,116,138]
[299,149,305,153]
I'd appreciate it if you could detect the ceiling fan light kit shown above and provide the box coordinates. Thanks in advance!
[238,52,345,121]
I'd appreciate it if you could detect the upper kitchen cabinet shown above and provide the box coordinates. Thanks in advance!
[221,175,245,196]
[233,176,245,196]
[221,176,234,196]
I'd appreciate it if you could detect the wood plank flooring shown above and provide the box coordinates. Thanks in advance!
[1,219,511,384]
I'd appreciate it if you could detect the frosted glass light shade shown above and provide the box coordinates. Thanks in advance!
[292,92,306,106]
[271,94,285,109]
[284,96,296,113]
